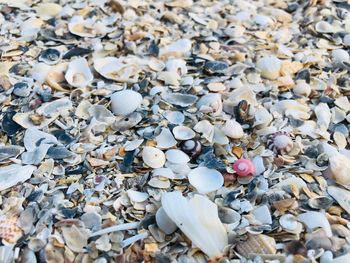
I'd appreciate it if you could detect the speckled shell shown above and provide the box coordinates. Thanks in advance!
[0,216,23,245]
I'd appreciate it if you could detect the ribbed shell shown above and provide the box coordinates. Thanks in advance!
[0,217,23,245]
[236,234,276,257]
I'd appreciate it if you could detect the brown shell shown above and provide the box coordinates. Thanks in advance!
[0,216,23,245]
[236,234,276,257]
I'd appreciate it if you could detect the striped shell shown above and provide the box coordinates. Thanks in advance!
[236,234,276,257]
[0,216,23,245]
[267,131,293,154]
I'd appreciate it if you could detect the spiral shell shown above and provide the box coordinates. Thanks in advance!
[233,159,256,177]
[267,131,293,154]
[0,216,23,245]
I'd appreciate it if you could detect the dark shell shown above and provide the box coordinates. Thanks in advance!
[234,100,252,124]
[39,48,61,65]
[13,82,31,97]
[2,111,22,136]
[204,60,229,74]
[63,47,92,59]
[179,139,202,157]
[46,146,74,159]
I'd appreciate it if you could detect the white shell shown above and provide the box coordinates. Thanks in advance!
[271,100,310,120]
[156,207,177,235]
[155,128,177,149]
[253,15,274,27]
[21,17,43,41]
[161,192,228,258]
[328,186,350,215]
[110,90,142,116]
[315,21,334,33]
[0,164,36,191]
[221,119,244,139]
[163,111,185,124]
[344,34,350,46]
[279,214,298,231]
[188,167,223,194]
[173,126,196,140]
[194,120,215,142]
[68,16,110,37]
[126,190,149,203]
[153,168,176,179]
[165,149,190,164]
[65,58,93,88]
[124,139,144,151]
[332,254,350,263]
[252,156,265,175]
[298,211,332,237]
[253,107,273,128]
[159,39,192,57]
[196,93,222,116]
[332,49,350,63]
[329,153,350,186]
[142,147,165,168]
[293,80,311,97]
[256,56,281,80]
[252,205,272,225]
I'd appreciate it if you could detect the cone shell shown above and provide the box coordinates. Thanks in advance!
[236,234,276,257]
[0,216,23,245]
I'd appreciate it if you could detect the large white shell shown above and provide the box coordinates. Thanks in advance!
[173,126,195,140]
[110,90,142,116]
[253,107,273,128]
[298,211,332,237]
[256,56,281,80]
[126,190,149,203]
[328,186,350,215]
[194,120,215,142]
[221,119,244,139]
[155,128,177,149]
[163,111,185,124]
[252,205,272,225]
[161,192,228,258]
[65,58,93,88]
[196,93,222,116]
[165,149,190,164]
[155,207,177,235]
[329,153,350,186]
[142,147,165,168]
[188,167,223,194]
[332,49,350,63]
[0,164,36,191]
[152,168,176,179]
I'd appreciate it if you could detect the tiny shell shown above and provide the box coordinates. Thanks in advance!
[233,159,256,177]
[256,56,282,80]
[110,90,142,116]
[165,149,190,164]
[156,207,177,234]
[126,190,149,203]
[173,126,196,140]
[65,58,93,88]
[221,119,244,139]
[188,167,223,194]
[142,147,166,168]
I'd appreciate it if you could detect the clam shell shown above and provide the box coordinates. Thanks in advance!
[165,149,190,164]
[293,80,311,97]
[173,125,196,140]
[152,168,176,179]
[221,119,244,139]
[163,111,185,124]
[279,214,298,231]
[256,56,281,80]
[188,167,223,194]
[328,186,350,215]
[315,21,334,33]
[329,153,350,186]
[65,58,93,88]
[196,93,222,116]
[156,207,177,234]
[236,234,276,257]
[126,190,149,203]
[142,147,165,168]
[110,90,142,116]
[155,128,177,149]
[332,49,350,63]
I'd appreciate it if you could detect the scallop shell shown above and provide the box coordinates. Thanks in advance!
[332,49,350,63]
[65,58,93,88]
[221,119,244,139]
[256,56,281,80]
[142,147,166,168]
[155,207,177,235]
[0,216,23,245]
[173,125,196,140]
[165,149,190,164]
[188,167,223,194]
[110,90,142,116]
[236,234,276,257]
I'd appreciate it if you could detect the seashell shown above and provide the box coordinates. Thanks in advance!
[196,93,222,116]
[112,112,142,132]
[253,15,274,27]
[0,145,24,162]
[0,216,23,245]
[315,21,334,33]
[253,107,273,128]
[110,90,142,116]
[163,111,185,124]
[94,57,141,83]
[65,58,93,88]
[124,139,144,151]
[233,159,256,177]
[68,16,110,38]
[204,61,229,74]
[162,92,197,107]
[38,48,61,65]
[308,196,333,210]
[236,234,276,257]
[21,17,43,41]
[329,153,350,186]
[335,97,350,112]
[148,177,170,189]
[252,156,265,175]
[252,205,272,225]
[173,125,196,140]
[13,82,31,97]
[328,186,350,215]
[221,119,244,139]
[333,254,350,263]
[256,56,282,80]
[179,139,202,157]
[61,225,89,253]
[155,128,177,149]
[344,34,350,46]
[161,192,228,259]
[0,164,36,191]
[293,80,311,97]
[126,189,149,203]
[165,59,187,76]
[142,147,166,169]
[153,168,176,179]
[156,207,177,235]
[298,211,332,237]
[35,3,62,18]
[165,149,190,164]
[159,39,192,57]
[315,103,331,130]
[267,131,293,154]
[193,120,215,142]
[0,245,14,263]
[279,214,298,231]
[188,167,223,194]
[271,99,310,120]
[332,49,350,63]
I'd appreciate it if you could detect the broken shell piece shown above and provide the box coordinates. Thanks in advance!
[161,192,228,259]
[142,147,165,168]
[329,153,350,187]
[196,93,223,116]
[39,48,61,65]
[298,212,332,237]
[21,17,43,41]
[165,149,190,164]
[155,207,177,235]
[252,205,272,225]
[68,16,110,38]
[126,190,149,203]
[0,216,23,245]
[155,128,177,149]
[233,159,256,177]
[35,3,62,18]
[0,145,24,162]
[65,58,93,88]
[293,80,311,97]
[236,234,276,258]
[315,103,331,130]
[188,167,223,194]
[110,90,142,116]
[173,126,195,140]
[328,186,350,215]
[267,131,293,154]
[256,56,282,80]
[279,214,298,231]
[221,119,244,139]
[0,164,36,191]
[163,111,184,124]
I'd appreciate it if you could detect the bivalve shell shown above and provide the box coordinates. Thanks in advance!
[65,58,93,88]
[188,167,223,194]
[110,90,142,116]
[256,56,282,80]
[221,119,244,139]
[236,234,276,257]
[142,147,166,168]
[165,149,190,164]
[173,125,196,140]
[155,207,177,235]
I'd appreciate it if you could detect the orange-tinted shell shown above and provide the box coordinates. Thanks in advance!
[0,217,23,245]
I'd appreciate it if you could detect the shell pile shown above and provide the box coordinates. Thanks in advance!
[2,0,350,262]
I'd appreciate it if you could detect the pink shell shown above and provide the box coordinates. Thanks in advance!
[233,159,256,177]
